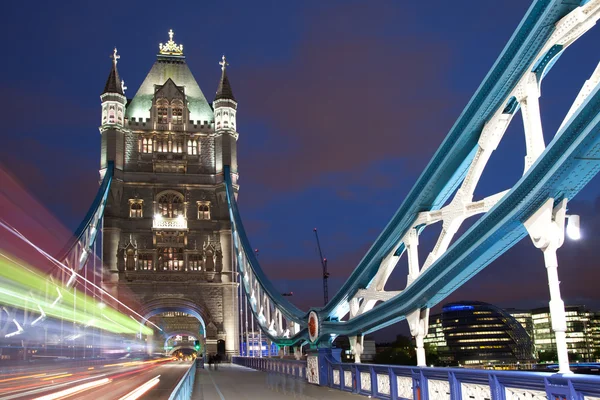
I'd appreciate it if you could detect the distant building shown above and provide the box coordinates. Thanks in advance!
[425,302,600,366]
[334,336,376,362]
[424,301,535,367]
[531,306,600,361]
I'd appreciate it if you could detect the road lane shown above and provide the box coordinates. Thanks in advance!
[0,358,187,400]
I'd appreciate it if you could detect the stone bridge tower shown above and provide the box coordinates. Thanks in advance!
[99,31,239,356]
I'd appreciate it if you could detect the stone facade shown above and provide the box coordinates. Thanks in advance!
[99,34,239,355]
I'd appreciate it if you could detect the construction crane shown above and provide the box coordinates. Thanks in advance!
[313,228,329,305]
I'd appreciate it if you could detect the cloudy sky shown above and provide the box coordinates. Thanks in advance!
[2,1,599,340]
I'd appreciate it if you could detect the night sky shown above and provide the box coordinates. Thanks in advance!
[2,1,599,340]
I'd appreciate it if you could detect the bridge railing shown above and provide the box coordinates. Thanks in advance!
[326,359,600,400]
[233,356,307,380]
[234,355,600,399]
[168,361,196,400]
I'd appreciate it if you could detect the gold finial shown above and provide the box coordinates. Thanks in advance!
[159,29,184,55]
[111,47,120,65]
[219,55,229,72]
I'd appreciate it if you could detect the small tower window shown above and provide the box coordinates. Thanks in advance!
[197,201,210,220]
[138,254,153,271]
[158,107,168,124]
[188,254,202,271]
[129,200,143,218]
[108,105,116,124]
[173,108,183,125]
[187,139,198,155]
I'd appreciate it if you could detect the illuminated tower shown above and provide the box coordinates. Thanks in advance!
[100,31,239,356]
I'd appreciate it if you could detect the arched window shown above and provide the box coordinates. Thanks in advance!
[129,200,143,218]
[159,247,184,271]
[142,138,151,153]
[173,140,183,153]
[157,192,184,218]
[157,100,168,124]
[187,139,198,155]
[173,107,183,125]
[108,105,116,124]
[197,201,210,220]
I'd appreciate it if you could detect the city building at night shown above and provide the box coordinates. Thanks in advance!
[424,301,536,367]
[531,306,600,361]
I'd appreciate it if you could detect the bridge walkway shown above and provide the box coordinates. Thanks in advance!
[192,363,363,399]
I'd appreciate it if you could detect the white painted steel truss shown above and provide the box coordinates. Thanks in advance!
[342,1,600,364]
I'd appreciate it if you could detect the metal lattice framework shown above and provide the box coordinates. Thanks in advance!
[224,0,600,355]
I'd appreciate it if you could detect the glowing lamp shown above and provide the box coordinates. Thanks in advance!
[566,214,581,240]
[154,213,162,220]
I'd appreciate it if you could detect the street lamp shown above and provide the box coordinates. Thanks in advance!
[566,214,581,240]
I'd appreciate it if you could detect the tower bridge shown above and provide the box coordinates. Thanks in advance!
[2,0,600,398]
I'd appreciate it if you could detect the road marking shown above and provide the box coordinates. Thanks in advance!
[206,369,225,400]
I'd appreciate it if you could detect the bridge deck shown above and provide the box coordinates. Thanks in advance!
[193,363,363,399]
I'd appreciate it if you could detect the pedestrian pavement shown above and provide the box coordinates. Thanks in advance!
[192,363,365,399]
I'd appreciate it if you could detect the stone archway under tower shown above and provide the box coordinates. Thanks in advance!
[139,298,220,355]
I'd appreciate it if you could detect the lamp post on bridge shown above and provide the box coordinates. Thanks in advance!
[525,198,581,374]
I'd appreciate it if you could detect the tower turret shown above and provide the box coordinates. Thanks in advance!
[100,48,127,171]
[214,55,239,175]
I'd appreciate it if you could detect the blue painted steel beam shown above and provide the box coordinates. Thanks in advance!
[319,77,600,338]
[319,0,583,319]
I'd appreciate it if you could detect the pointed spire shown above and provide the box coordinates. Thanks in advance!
[215,55,236,102]
[103,47,124,95]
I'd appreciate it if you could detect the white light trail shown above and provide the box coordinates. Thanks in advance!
[32,377,110,400]
[118,375,160,400]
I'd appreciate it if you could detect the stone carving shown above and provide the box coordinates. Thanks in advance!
[461,383,491,400]
[332,370,340,386]
[307,355,319,384]
[360,371,371,392]
[397,376,413,400]
[344,370,352,388]
[504,388,548,400]
[428,379,451,400]
[377,374,391,395]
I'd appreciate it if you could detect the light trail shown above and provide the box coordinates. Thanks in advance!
[31,378,110,400]
[40,374,73,381]
[0,374,46,383]
[0,220,162,332]
[118,375,160,400]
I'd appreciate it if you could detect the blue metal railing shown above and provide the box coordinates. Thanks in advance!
[169,361,196,400]
[233,356,600,399]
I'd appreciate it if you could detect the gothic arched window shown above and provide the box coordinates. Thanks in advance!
[197,201,210,220]
[159,247,183,271]
[157,191,184,218]
[157,99,168,124]
[142,138,151,153]
[187,139,198,155]
[129,199,143,218]
[173,107,183,125]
